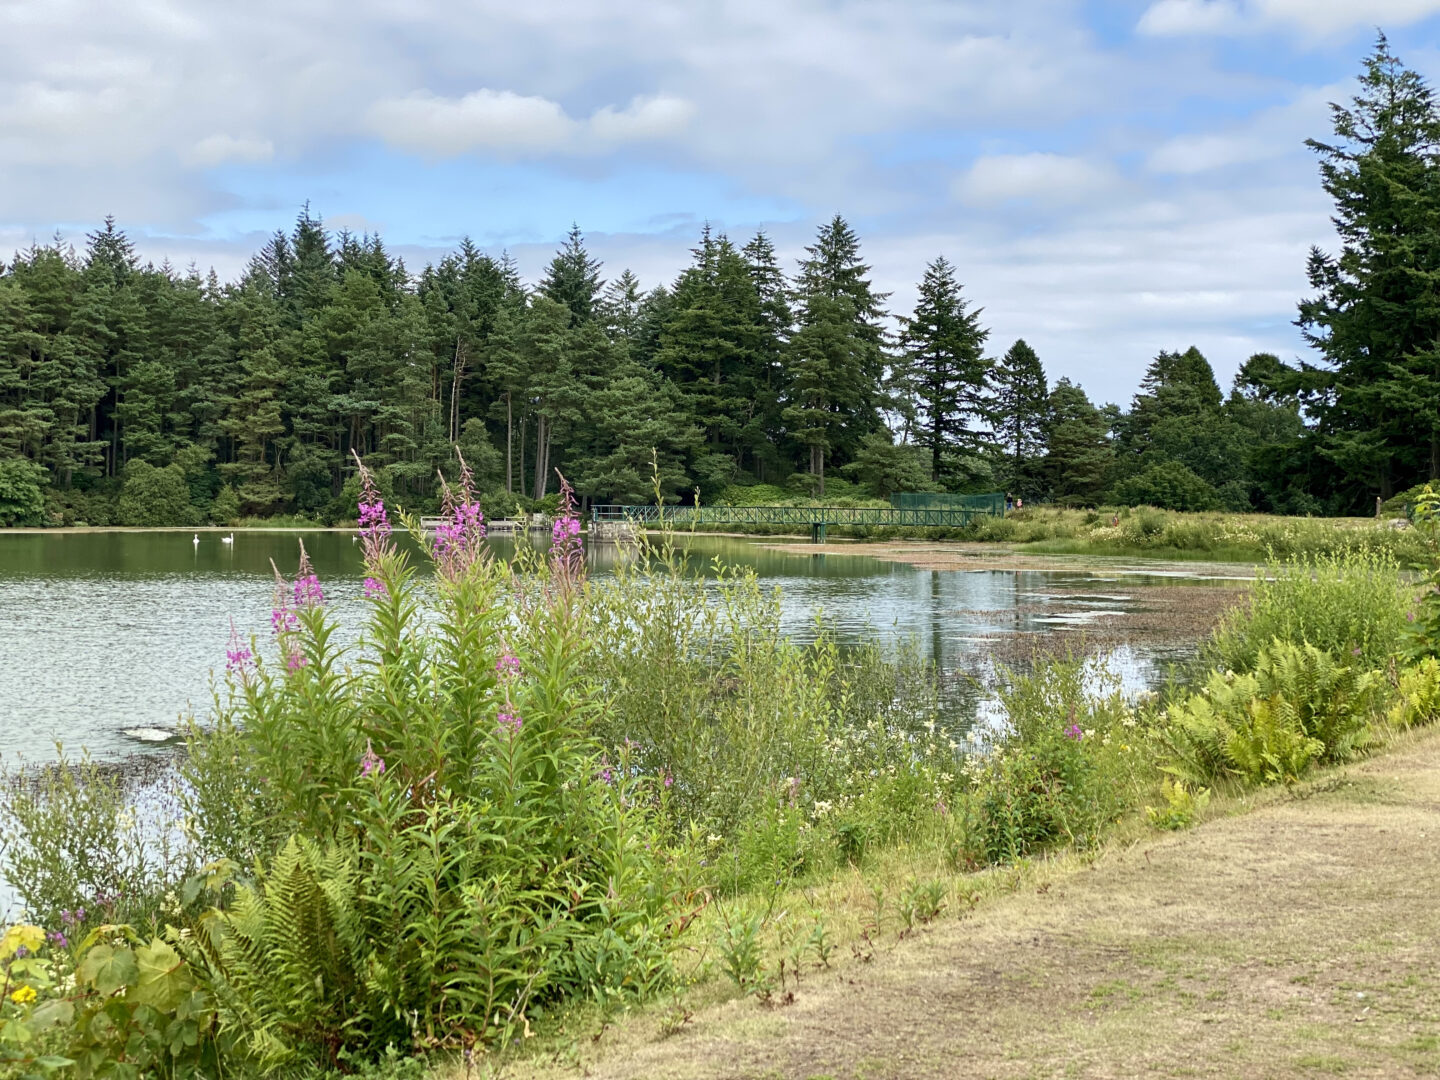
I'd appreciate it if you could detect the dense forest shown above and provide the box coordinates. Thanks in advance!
[0,36,1434,527]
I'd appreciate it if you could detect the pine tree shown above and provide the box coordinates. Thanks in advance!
[991,339,1048,497]
[896,256,989,484]
[784,215,888,494]
[1297,33,1440,500]
[540,225,603,326]
[1043,379,1112,500]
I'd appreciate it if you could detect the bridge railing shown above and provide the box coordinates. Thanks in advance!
[589,501,1003,530]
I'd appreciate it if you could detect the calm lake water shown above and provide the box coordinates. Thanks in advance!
[0,529,1238,765]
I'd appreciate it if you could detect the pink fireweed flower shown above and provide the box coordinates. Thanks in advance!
[352,451,397,571]
[363,576,388,599]
[663,772,673,789]
[292,573,325,607]
[549,473,585,586]
[495,653,521,678]
[497,711,522,735]
[360,740,385,778]
[225,618,254,675]
[1063,724,1083,741]
[432,450,487,577]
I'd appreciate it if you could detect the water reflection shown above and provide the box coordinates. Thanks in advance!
[0,530,1222,763]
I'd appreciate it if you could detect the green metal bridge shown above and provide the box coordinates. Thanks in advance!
[590,493,1005,543]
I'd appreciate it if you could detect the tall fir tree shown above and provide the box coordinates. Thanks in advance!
[1296,33,1440,501]
[896,256,990,484]
[991,339,1048,497]
[540,224,603,327]
[784,215,888,494]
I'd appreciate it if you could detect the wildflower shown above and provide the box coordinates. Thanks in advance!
[1064,724,1083,741]
[432,451,487,577]
[47,931,67,948]
[1351,646,1363,657]
[224,618,253,676]
[9,986,36,1005]
[286,652,307,672]
[598,766,614,785]
[362,576,388,599]
[495,653,521,678]
[353,451,397,570]
[663,772,673,789]
[293,573,324,607]
[497,711,522,735]
[549,473,585,587]
[360,740,386,779]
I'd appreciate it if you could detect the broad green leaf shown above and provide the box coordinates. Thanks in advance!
[130,939,190,1009]
[77,945,139,996]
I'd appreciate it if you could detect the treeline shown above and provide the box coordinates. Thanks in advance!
[0,36,1435,528]
[0,213,1314,527]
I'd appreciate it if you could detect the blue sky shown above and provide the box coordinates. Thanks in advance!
[3,0,1440,405]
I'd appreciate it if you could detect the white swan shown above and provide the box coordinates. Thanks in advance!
[221,533,234,544]
[193,533,199,545]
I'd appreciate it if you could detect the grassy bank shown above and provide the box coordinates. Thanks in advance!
[688,502,1429,563]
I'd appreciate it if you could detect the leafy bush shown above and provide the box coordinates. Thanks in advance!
[1145,778,1210,830]
[1206,551,1408,673]
[209,485,240,526]
[1112,462,1220,512]
[960,656,1143,864]
[0,457,46,527]
[116,460,194,527]
[1387,657,1440,729]
[1158,639,1381,787]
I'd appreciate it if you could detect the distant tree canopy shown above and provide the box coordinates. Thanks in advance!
[3,38,1438,527]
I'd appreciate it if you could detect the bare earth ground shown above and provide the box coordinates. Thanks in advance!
[507,728,1440,1080]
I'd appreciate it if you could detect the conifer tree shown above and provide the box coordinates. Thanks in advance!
[1297,33,1440,499]
[540,224,603,326]
[785,215,888,494]
[896,256,989,484]
[991,338,1048,496]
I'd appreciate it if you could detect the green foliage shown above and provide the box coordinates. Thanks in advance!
[0,752,189,928]
[1159,640,1382,787]
[894,256,990,484]
[1112,461,1220,512]
[116,460,193,527]
[840,431,936,498]
[208,485,240,526]
[0,458,46,527]
[1145,778,1210,831]
[1207,551,1408,673]
[1387,657,1440,729]
[961,656,1142,865]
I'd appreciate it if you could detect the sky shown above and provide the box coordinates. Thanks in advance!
[4,0,1440,406]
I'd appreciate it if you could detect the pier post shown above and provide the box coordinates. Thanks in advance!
[811,522,827,544]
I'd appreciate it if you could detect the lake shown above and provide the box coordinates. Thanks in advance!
[0,529,1248,765]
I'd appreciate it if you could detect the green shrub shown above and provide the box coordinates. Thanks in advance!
[210,484,241,525]
[1206,551,1408,673]
[1112,462,1220,511]
[1159,639,1382,787]
[1387,658,1440,729]
[961,657,1142,864]
[117,460,195,526]
[0,457,46,527]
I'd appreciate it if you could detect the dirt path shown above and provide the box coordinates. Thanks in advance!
[515,729,1440,1079]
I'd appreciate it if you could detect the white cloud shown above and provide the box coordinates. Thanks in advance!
[366,89,695,157]
[954,153,1120,206]
[1139,0,1440,36]
[1147,84,1337,174]
[590,94,695,142]
[1137,0,1241,36]
[185,134,274,167]
[368,89,577,156]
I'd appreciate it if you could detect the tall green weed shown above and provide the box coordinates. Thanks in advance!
[1205,551,1407,674]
